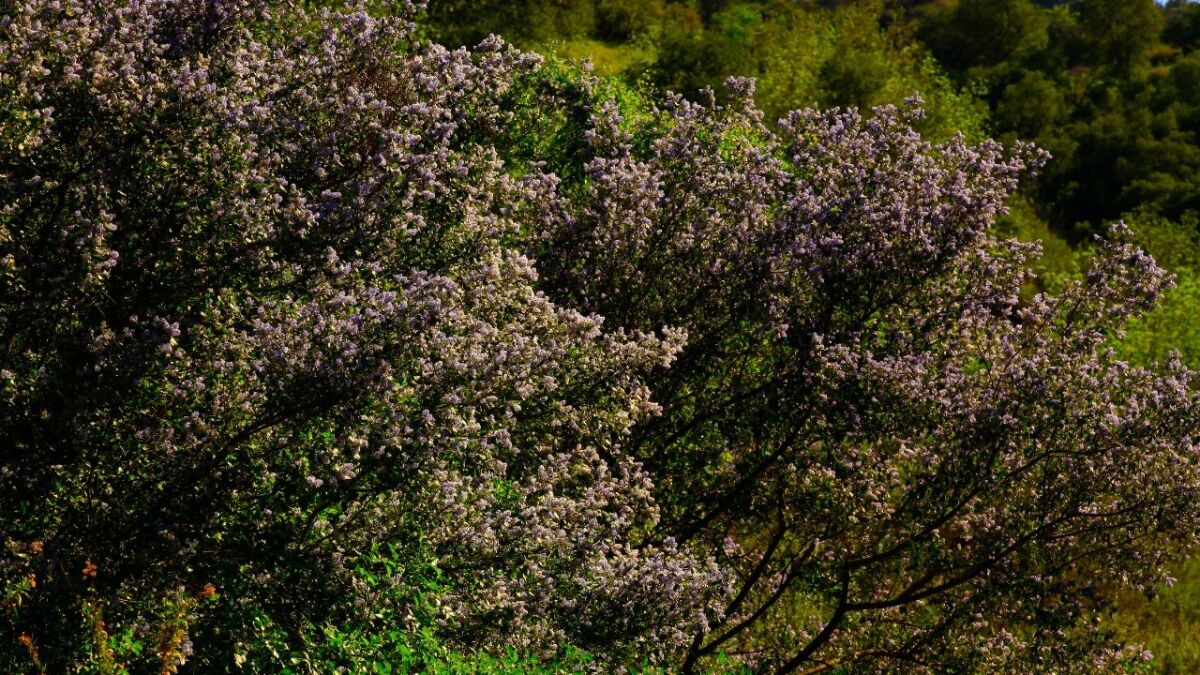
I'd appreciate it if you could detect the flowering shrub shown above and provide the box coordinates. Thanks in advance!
[1,1,1198,673]
[527,77,1200,670]
[0,1,718,670]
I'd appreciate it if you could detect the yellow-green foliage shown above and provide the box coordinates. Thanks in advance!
[992,195,1081,290]
[1118,269,1200,368]
[1109,557,1200,674]
[750,1,988,140]
[1117,210,1200,368]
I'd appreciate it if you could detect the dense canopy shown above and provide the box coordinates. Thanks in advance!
[2,1,1199,673]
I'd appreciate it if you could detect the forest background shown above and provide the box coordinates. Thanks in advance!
[421,0,1200,669]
